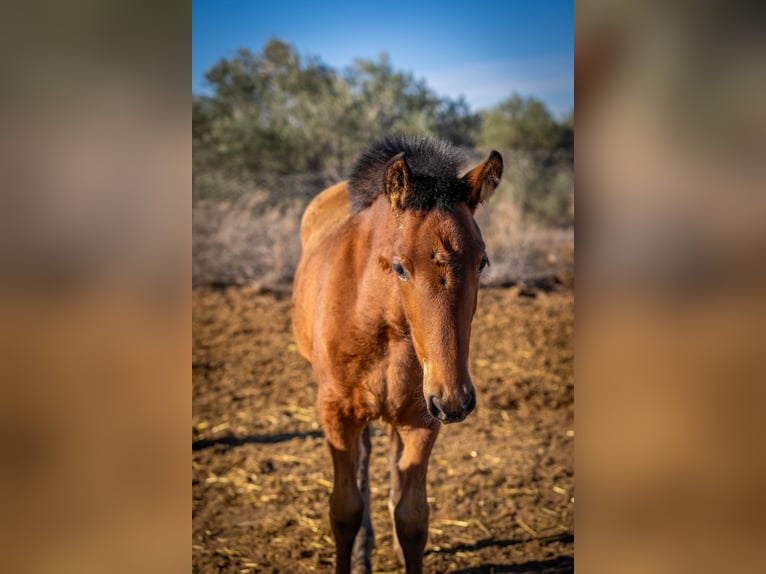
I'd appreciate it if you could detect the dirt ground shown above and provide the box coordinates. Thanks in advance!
[192,285,574,573]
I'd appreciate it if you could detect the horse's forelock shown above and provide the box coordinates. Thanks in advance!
[348,134,469,213]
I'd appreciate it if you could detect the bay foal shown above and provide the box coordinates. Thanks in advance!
[292,135,502,573]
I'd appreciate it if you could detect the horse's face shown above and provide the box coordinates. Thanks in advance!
[391,205,487,423]
[382,151,503,424]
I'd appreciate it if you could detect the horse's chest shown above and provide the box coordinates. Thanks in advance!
[361,342,422,416]
[322,325,420,420]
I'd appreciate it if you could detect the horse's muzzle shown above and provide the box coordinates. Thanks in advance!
[427,390,476,424]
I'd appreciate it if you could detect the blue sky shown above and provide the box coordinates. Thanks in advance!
[193,1,573,117]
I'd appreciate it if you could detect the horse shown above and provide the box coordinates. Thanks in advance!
[292,134,503,574]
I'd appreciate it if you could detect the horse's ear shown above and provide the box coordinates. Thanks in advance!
[463,151,503,212]
[383,152,413,211]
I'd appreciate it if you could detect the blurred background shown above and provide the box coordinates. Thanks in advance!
[192,1,574,292]
[577,2,766,572]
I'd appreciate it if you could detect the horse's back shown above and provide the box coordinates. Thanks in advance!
[300,181,352,252]
[293,181,353,361]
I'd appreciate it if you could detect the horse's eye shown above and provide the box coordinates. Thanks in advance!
[392,262,409,281]
[478,255,490,274]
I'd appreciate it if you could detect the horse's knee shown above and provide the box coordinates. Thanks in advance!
[393,496,429,551]
[330,488,364,542]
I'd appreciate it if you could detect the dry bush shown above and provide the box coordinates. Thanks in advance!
[192,173,573,292]
[476,186,574,288]
[192,191,305,293]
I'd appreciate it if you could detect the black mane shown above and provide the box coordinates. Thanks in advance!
[348,134,470,212]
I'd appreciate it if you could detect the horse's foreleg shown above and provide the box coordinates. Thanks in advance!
[322,411,365,574]
[389,423,439,574]
[387,425,405,564]
[351,424,373,574]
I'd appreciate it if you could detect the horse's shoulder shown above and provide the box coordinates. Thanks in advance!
[300,181,352,251]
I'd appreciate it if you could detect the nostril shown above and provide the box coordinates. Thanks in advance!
[427,394,442,419]
[427,393,474,423]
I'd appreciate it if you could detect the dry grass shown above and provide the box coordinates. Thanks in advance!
[192,174,573,292]
[476,192,573,288]
[192,191,305,292]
